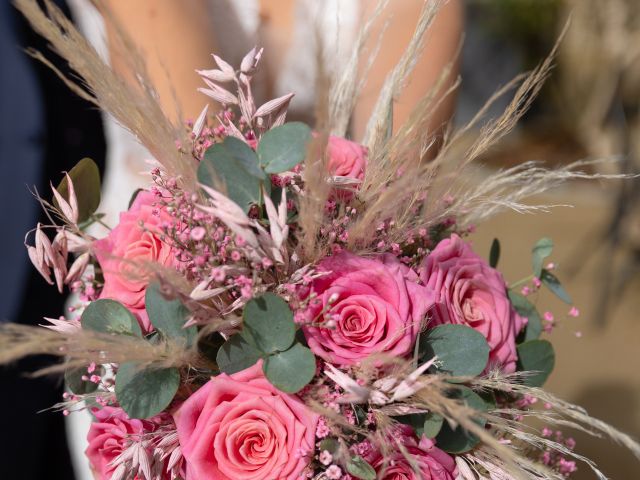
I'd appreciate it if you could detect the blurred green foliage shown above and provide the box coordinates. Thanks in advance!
[471,0,562,67]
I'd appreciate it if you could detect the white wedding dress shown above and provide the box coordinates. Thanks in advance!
[66,1,358,477]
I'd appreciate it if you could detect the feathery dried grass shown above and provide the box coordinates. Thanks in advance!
[338,20,633,252]
[0,323,201,375]
[328,0,388,137]
[475,372,640,462]
[362,0,445,153]
[15,0,195,188]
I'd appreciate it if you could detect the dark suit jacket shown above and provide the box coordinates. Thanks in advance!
[0,1,106,478]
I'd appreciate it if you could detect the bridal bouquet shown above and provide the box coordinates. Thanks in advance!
[5,1,640,480]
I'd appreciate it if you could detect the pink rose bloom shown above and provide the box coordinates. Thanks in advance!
[301,252,435,366]
[327,135,367,179]
[173,362,318,480]
[86,406,152,480]
[420,234,526,372]
[94,191,175,332]
[327,136,367,199]
[367,427,457,480]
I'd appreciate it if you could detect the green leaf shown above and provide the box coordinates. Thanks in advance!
[65,366,102,395]
[508,290,542,342]
[198,137,265,212]
[420,324,490,377]
[257,122,312,174]
[318,438,340,455]
[516,339,555,387]
[262,343,316,393]
[145,283,197,346]
[55,157,101,223]
[396,412,444,438]
[216,334,262,374]
[242,293,295,353]
[532,237,553,278]
[422,412,445,438]
[346,455,376,480]
[436,386,488,453]
[115,362,180,419]
[81,299,142,337]
[489,238,501,268]
[541,269,572,304]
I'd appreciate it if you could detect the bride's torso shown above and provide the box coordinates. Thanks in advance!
[210,0,359,117]
[68,0,359,225]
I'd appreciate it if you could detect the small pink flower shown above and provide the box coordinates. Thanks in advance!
[420,234,526,373]
[319,450,333,466]
[173,361,318,480]
[326,465,342,479]
[190,226,206,241]
[568,306,580,317]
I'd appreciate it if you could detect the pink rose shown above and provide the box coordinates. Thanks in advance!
[367,427,457,480]
[327,136,367,199]
[419,234,526,372]
[86,406,153,480]
[173,362,318,480]
[327,135,367,179]
[301,252,435,366]
[94,191,175,332]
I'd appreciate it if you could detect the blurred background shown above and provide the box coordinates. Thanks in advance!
[462,1,640,478]
[1,0,639,479]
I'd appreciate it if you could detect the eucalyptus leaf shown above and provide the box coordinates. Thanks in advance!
[216,334,262,374]
[422,412,445,438]
[396,412,444,438]
[198,138,265,212]
[81,299,142,337]
[262,343,315,393]
[508,290,542,342]
[541,269,572,304]
[420,324,490,377]
[115,363,180,419]
[55,157,101,223]
[516,339,555,387]
[489,238,500,268]
[318,438,340,455]
[145,283,196,346]
[435,386,488,453]
[242,293,295,353]
[532,237,553,278]
[346,455,376,480]
[257,122,311,174]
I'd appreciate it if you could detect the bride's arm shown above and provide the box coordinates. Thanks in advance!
[101,0,218,122]
[354,0,463,143]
